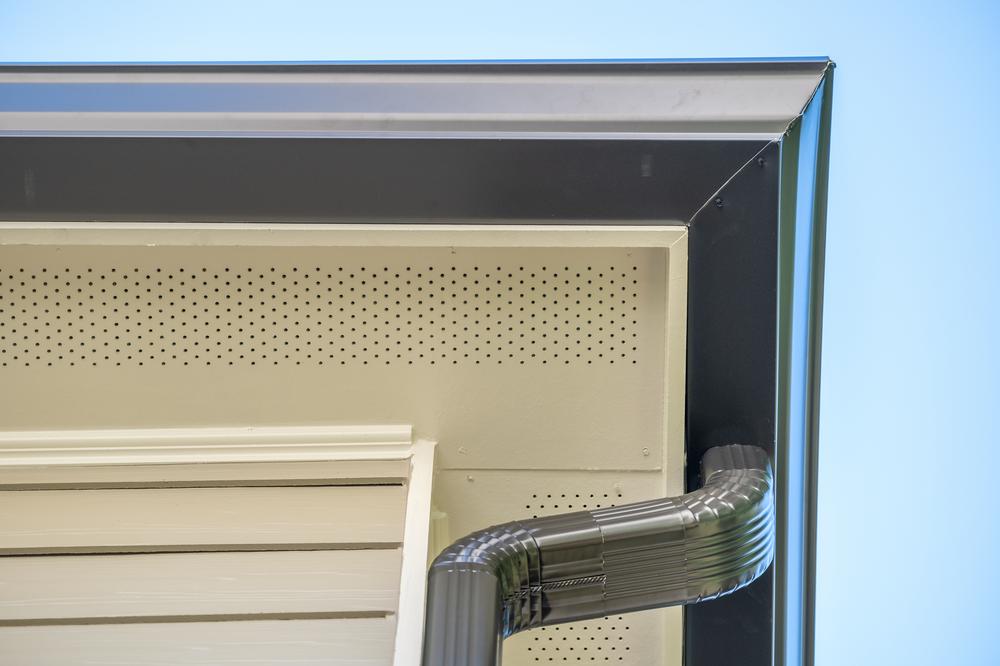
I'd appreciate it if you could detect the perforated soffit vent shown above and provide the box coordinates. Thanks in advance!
[0,260,642,368]
[521,493,636,665]
[528,619,634,663]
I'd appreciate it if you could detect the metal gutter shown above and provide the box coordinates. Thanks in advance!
[0,59,830,139]
[773,65,835,666]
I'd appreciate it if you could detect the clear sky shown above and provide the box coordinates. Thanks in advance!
[2,2,999,664]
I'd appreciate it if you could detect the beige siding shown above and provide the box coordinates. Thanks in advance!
[0,617,397,665]
[0,485,405,554]
[0,549,401,622]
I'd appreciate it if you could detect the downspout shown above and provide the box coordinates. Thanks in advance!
[422,444,775,665]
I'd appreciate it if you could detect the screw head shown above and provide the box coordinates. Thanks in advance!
[714,197,724,209]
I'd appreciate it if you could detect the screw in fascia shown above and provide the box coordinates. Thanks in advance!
[714,197,724,209]
[757,156,767,168]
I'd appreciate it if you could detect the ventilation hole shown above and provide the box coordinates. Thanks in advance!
[0,256,644,367]
[529,617,635,662]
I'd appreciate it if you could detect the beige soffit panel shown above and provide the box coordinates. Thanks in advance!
[0,617,397,665]
[0,225,685,473]
[0,549,401,622]
[0,61,830,139]
[0,485,406,554]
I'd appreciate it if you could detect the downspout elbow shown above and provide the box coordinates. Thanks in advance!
[422,444,774,666]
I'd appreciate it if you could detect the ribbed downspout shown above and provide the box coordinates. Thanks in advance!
[422,444,774,666]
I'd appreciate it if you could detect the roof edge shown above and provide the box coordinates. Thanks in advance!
[0,57,832,74]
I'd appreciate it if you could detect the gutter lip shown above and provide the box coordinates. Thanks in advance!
[0,57,833,73]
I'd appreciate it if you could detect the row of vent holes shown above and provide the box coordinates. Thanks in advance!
[528,619,632,662]
[2,265,638,272]
[0,265,638,279]
[526,493,616,518]
[0,264,640,367]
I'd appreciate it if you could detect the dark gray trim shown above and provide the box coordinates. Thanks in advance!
[684,141,781,666]
[0,137,762,222]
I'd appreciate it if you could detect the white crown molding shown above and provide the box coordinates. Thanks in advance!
[0,425,415,467]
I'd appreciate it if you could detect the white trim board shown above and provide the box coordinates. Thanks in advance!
[395,439,436,665]
[0,222,688,248]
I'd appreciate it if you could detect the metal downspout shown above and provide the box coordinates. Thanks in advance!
[422,444,775,665]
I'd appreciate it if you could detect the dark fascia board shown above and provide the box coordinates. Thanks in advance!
[682,66,833,666]
[0,136,767,223]
[0,58,831,140]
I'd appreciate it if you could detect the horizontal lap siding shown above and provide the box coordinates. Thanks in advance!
[0,617,397,665]
[0,450,411,665]
[0,549,401,622]
[0,485,406,554]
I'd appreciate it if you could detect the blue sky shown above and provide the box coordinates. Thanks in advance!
[2,2,999,664]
